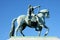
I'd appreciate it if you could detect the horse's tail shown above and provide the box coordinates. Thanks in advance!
[9,18,17,38]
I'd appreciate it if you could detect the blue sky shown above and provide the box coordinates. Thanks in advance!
[0,0,60,40]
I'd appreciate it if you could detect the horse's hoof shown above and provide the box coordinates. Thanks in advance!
[23,35,25,37]
[44,34,47,36]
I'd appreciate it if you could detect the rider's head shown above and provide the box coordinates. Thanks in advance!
[29,5,32,8]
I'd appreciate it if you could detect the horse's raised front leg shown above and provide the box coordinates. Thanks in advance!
[44,25,49,36]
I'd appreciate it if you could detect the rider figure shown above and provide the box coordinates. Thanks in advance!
[27,5,40,25]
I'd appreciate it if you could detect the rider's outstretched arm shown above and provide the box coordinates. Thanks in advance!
[33,5,40,9]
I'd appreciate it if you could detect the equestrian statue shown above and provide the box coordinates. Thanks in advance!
[9,5,50,38]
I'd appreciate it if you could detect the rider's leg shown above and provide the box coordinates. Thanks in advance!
[28,15,32,25]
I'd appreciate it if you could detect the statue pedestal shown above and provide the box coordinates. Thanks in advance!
[8,37,60,40]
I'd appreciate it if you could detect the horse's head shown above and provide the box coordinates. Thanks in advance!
[38,9,49,18]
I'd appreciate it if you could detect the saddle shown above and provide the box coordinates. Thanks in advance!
[28,16,38,26]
